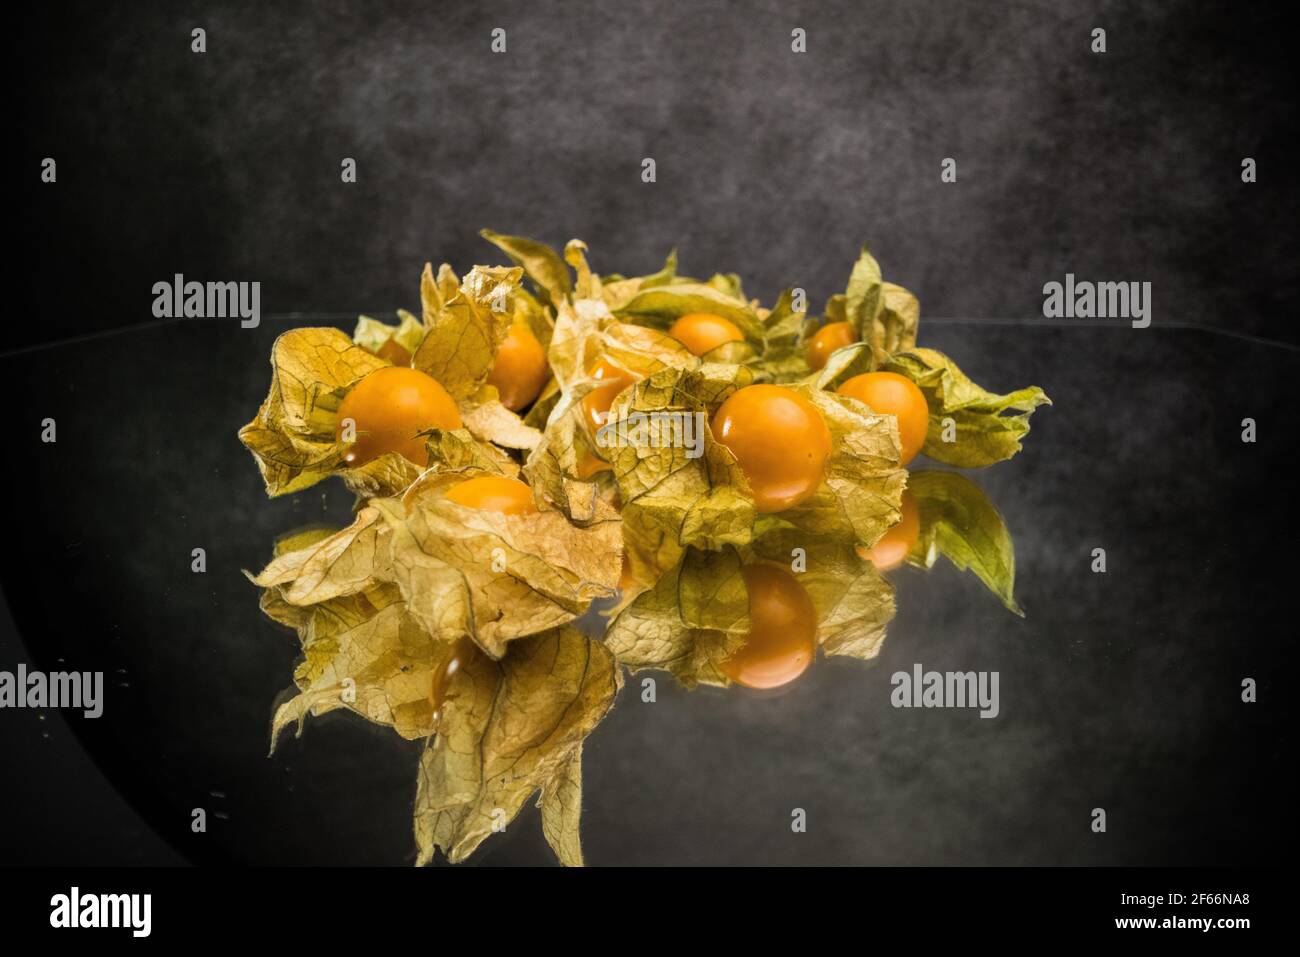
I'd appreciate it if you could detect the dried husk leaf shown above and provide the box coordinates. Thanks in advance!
[878,282,920,356]
[249,506,391,605]
[460,388,545,451]
[596,248,683,311]
[388,469,622,658]
[238,327,418,497]
[522,402,614,525]
[412,264,547,451]
[778,383,908,547]
[615,282,766,344]
[479,230,572,307]
[905,470,1022,615]
[538,745,586,867]
[602,366,757,572]
[268,592,451,745]
[412,264,520,398]
[524,288,701,521]
[748,287,812,382]
[882,347,1051,467]
[798,250,918,374]
[597,363,906,575]
[594,240,814,381]
[844,245,885,343]
[423,427,521,477]
[603,548,749,689]
[748,527,896,660]
[250,513,442,743]
[415,626,621,866]
[353,309,426,357]
[238,326,514,498]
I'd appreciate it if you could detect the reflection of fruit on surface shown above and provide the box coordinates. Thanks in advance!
[429,636,479,720]
[374,338,412,367]
[487,323,549,411]
[711,385,832,513]
[837,371,929,466]
[335,367,462,467]
[859,487,919,570]
[445,475,538,515]
[668,312,745,356]
[581,357,641,433]
[720,564,817,689]
[806,321,855,371]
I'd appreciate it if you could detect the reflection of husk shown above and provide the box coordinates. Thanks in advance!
[251,460,624,865]
[606,531,895,689]
[416,625,620,867]
[257,525,620,865]
[904,469,1023,615]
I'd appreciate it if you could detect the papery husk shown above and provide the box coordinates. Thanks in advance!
[386,468,622,659]
[413,262,548,451]
[415,625,621,867]
[606,531,896,688]
[352,309,426,357]
[594,362,906,585]
[905,469,1022,615]
[882,348,1051,467]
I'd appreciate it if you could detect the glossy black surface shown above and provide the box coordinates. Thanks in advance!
[1,319,1291,865]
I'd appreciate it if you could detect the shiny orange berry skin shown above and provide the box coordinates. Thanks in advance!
[720,564,817,690]
[859,488,920,570]
[668,312,745,356]
[576,451,612,480]
[581,357,641,434]
[429,636,479,719]
[487,323,550,411]
[444,475,539,515]
[711,385,833,513]
[806,321,855,371]
[335,366,461,467]
[836,371,929,466]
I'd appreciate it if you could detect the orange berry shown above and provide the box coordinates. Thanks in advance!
[581,357,641,434]
[444,475,538,515]
[720,564,817,689]
[429,636,479,720]
[806,321,855,371]
[668,312,745,356]
[859,488,920,570]
[837,371,929,466]
[487,323,549,411]
[335,367,461,467]
[711,385,832,513]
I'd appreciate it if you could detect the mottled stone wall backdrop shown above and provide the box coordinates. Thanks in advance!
[14,0,1297,351]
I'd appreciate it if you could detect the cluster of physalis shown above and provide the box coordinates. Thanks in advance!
[239,231,1050,866]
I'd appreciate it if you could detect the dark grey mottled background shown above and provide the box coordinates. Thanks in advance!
[13,0,1299,349]
[2,1,1295,867]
